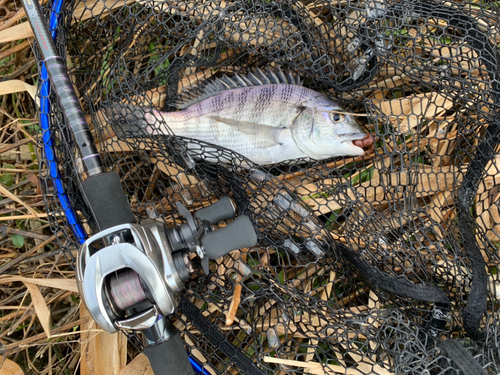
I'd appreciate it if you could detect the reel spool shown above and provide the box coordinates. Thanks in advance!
[76,197,257,334]
[105,268,153,316]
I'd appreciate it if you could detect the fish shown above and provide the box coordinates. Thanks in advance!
[107,68,373,165]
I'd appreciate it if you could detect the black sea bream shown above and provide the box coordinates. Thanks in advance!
[109,68,373,165]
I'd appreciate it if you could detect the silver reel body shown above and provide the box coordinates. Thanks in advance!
[76,197,257,337]
[76,220,186,333]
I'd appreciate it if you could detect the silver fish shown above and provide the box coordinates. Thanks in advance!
[109,68,372,165]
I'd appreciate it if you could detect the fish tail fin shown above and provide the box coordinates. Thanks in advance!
[104,102,159,138]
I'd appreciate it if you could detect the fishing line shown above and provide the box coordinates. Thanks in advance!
[107,269,151,313]
[324,110,368,116]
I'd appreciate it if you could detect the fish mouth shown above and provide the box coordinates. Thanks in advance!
[341,133,376,153]
[338,132,368,141]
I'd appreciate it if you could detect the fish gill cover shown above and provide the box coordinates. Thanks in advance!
[38,0,500,374]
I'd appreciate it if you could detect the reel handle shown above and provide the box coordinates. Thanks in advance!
[202,216,257,259]
[144,331,194,375]
[194,196,236,224]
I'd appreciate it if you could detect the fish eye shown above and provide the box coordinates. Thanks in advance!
[330,113,345,123]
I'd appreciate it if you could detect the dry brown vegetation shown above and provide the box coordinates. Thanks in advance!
[0,3,121,374]
[1,0,500,374]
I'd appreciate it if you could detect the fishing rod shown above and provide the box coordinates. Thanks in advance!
[33,0,86,245]
[21,0,258,374]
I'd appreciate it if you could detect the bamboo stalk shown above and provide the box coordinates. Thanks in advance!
[80,305,128,375]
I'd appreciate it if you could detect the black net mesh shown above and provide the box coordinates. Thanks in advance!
[38,0,500,373]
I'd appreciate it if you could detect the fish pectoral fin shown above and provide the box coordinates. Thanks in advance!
[208,116,283,149]
[209,116,274,135]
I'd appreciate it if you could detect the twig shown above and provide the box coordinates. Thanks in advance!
[0,8,25,32]
[0,224,51,240]
[0,232,59,274]
[5,317,91,355]
[0,137,32,153]
[0,39,32,60]
[0,202,46,217]
[14,249,63,265]
[0,181,39,216]
[0,58,34,82]
[15,123,37,145]
[0,306,28,310]
[0,288,26,306]
[263,356,324,369]
[0,213,48,220]
[225,248,248,326]
[0,198,44,209]
[3,175,32,192]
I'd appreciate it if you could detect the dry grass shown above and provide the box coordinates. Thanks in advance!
[0,4,89,375]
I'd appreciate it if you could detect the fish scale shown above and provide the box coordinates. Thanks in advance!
[109,68,371,165]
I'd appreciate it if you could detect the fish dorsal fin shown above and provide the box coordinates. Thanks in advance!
[176,67,302,110]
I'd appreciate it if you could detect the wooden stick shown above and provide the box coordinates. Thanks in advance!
[225,249,248,325]
[225,283,242,326]
[116,354,154,375]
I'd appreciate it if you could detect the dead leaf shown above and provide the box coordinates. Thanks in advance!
[80,305,128,375]
[0,80,37,104]
[0,276,78,293]
[23,282,51,338]
[0,22,33,44]
[0,359,25,375]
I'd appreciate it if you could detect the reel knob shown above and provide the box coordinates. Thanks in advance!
[194,196,236,224]
[202,216,257,259]
[167,199,257,273]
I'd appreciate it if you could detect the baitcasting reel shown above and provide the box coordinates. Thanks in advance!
[76,197,257,340]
